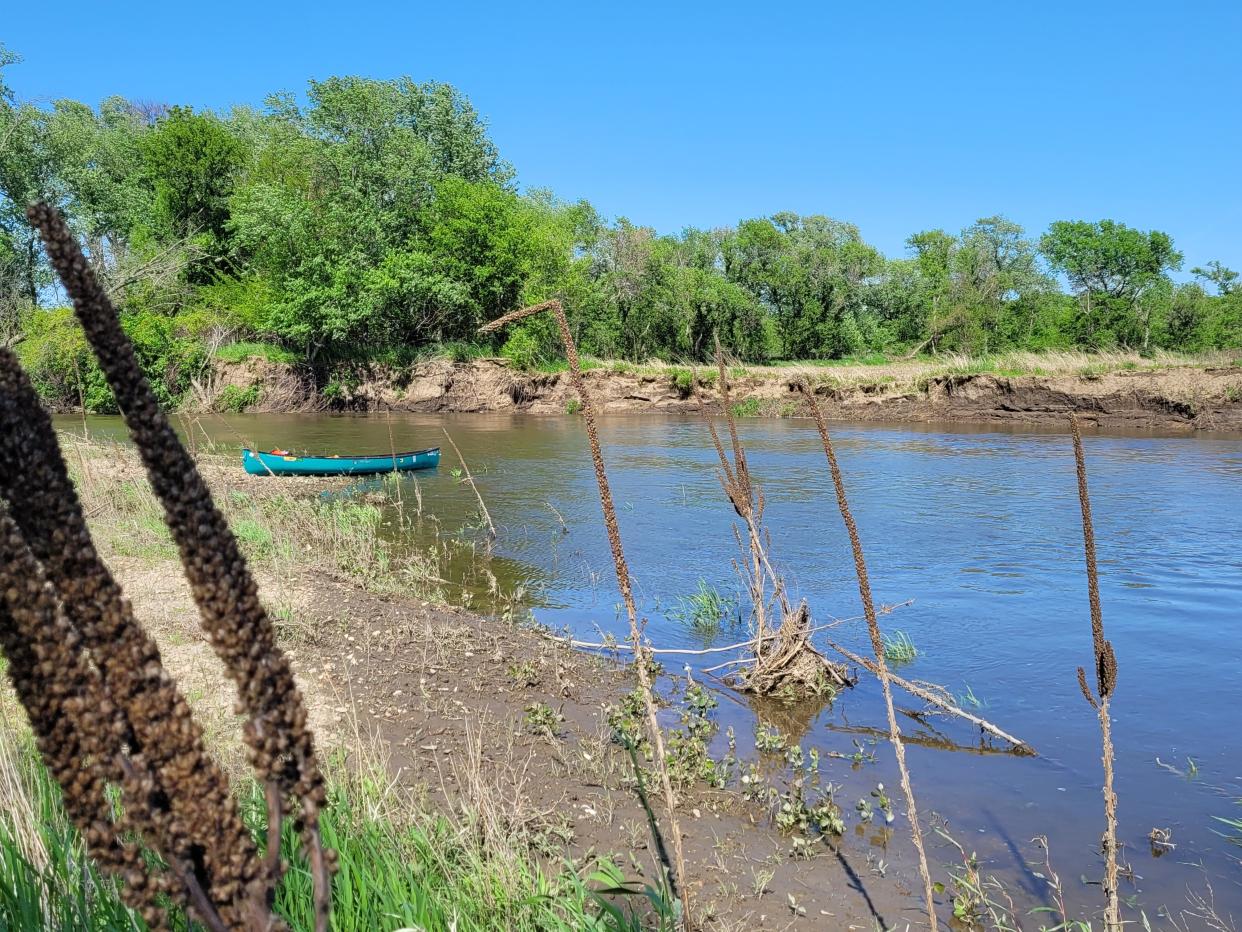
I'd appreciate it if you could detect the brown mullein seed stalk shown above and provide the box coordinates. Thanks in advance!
[28,203,328,928]
[0,353,263,928]
[1070,415,1121,931]
[0,508,173,926]
[798,382,939,932]
[481,301,691,928]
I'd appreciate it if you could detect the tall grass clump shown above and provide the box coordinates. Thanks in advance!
[1069,416,1122,931]
[882,630,918,665]
[481,300,691,929]
[0,729,662,932]
[669,579,735,636]
[797,380,939,931]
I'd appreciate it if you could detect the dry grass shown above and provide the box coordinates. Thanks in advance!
[579,347,1237,386]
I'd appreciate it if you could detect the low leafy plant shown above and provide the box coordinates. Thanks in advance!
[216,383,261,413]
[507,661,539,687]
[730,396,761,418]
[523,701,561,737]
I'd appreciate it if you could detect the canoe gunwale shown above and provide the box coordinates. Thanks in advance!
[242,447,440,462]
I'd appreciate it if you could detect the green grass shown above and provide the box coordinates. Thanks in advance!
[669,579,735,636]
[0,735,667,931]
[881,630,918,665]
[215,341,299,365]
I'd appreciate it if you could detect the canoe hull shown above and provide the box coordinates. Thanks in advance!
[243,447,440,477]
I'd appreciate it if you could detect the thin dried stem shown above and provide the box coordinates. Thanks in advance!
[442,427,496,540]
[709,342,774,649]
[480,301,691,928]
[799,382,939,931]
[1070,416,1121,931]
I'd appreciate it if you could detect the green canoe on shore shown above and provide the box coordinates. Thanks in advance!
[242,447,441,477]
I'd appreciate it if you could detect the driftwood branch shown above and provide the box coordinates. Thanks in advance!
[821,637,1034,754]
[542,612,878,657]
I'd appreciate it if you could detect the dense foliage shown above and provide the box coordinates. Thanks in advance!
[2,44,1239,408]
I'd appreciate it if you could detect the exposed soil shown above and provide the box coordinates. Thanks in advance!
[299,583,921,930]
[112,548,921,930]
[210,356,1242,432]
[80,436,920,931]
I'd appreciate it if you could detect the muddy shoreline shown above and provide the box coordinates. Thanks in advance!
[205,356,1242,432]
[74,437,919,929]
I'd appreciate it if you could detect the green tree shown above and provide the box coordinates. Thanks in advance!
[45,96,153,272]
[0,44,53,330]
[142,106,245,278]
[724,213,881,358]
[1192,260,1238,296]
[1039,219,1182,347]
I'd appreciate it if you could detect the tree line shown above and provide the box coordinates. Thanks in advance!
[2,45,1239,409]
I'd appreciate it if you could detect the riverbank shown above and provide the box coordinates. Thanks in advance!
[33,434,929,930]
[203,349,1242,432]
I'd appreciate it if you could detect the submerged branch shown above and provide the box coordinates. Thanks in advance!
[820,637,1033,753]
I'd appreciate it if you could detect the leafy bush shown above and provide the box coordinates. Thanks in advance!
[730,397,761,418]
[500,326,542,370]
[18,308,206,412]
[216,383,261,412]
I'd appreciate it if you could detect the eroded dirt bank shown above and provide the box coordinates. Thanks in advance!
[212,355,1242,431]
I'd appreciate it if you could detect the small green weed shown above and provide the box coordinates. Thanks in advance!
[958,684,987,709]
[730,397,761,418]
[754,724,786,754]
[523,702,561,737]
[507,661,539,687]
[882,630,918,664]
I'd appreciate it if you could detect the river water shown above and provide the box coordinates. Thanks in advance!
[66,411,1242,922]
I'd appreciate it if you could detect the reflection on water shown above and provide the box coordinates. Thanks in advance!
[62,411,1242,918]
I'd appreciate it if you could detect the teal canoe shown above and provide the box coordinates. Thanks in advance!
[242,447,440,477]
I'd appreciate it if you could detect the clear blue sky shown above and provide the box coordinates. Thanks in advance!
[4,0,1239,272]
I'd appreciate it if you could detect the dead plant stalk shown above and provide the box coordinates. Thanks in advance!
[441,427,496,541]
[1070,416,1121,931]
[479,300,691,928]
[798,382,939,931]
